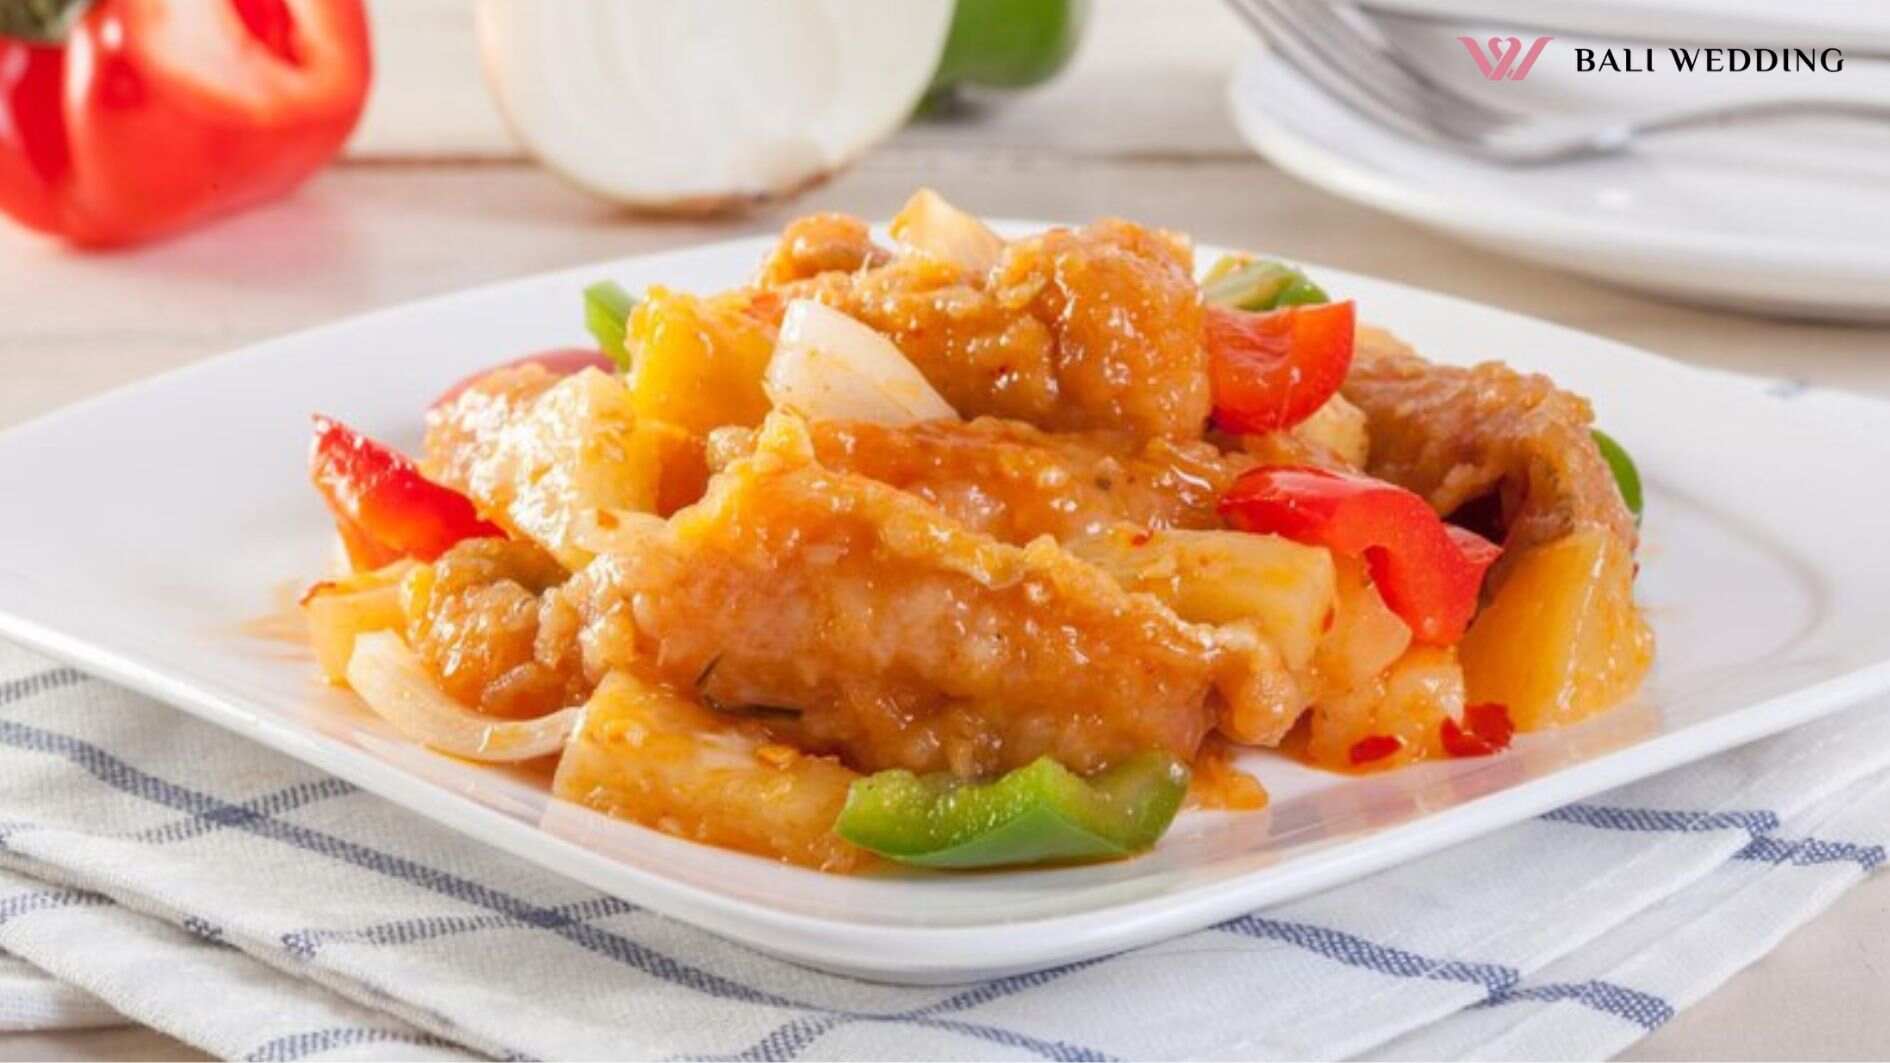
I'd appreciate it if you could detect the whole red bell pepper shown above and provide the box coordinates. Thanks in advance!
[0,0,370,247]
[1219,465,1501,644]
[1205,300,1356,435]
[309,415,504,570]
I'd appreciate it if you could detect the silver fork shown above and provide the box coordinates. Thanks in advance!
[1226,0,1890,164]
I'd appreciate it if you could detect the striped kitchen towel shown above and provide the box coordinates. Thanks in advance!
[0,637,1885,1061]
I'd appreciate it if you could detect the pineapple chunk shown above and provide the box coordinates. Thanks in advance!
[1295,644,1465,772]
[552,670,867,872]
[1290,393,1370,469]
[1313,556,1413,691]
[1069,527,1335,672]
[630,417,711,517]
[429,368,654,571]
[626,286,775,437]
[1459,528,1653,730]
[303,562,415,683]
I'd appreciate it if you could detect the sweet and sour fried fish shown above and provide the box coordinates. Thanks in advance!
[709,416,1257,546]
[555,414,1301,778]
[764,215,1212,442]
[1343,326,1639,567]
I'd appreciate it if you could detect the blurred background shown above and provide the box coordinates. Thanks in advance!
[5,0,1887,434]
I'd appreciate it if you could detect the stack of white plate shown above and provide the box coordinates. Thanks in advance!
[1228,0,1890,319]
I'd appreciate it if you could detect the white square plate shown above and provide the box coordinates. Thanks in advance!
[3,228,1888,984]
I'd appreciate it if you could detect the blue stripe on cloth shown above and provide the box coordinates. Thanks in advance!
[242,1025,459,1062]
[698,961,1117,1063]
[1541,804,1780,835]
[0,667,86,708]
[181,915,230,946]
[0,819,39,850]
[1734,834,1886,872]
[1217,915,1519,991]
[1476,980,1675,1030]
[701,1012,1114,1063]
[1215,915,1681,1033]
[0,694,1111,1062]
[0,886,109,923]
[133,778,358,846]
[284,896,636,959]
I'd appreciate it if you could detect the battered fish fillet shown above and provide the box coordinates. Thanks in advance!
[755,212,887,287]
[764,216,1211,441]
[1342,327,1638,562]
[709,416,1256,546]
[400,537,588,720]
[556,413,1299,777]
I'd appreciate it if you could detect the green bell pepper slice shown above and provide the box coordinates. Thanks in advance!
[834,751,1190,869]
[1591,429,1644,522]
[583,280,638,372]
[923,0,1087,110]
[1201,254,1330,311]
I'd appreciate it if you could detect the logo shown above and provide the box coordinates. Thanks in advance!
[1457,35,1554,81]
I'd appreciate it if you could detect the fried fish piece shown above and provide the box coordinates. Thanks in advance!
[1342,327,1638,561]
[765,216,1211,441]
[1342,328,1652,731]
[710,416,1255,546]
[558,413,1299,777]
[399,537,588,720]
[755,212,888,287]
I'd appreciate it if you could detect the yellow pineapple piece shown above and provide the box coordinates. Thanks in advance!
[1314,556,1413,691]
[1294,644,1465,772]
[626,286,776,437]
[1070,527,1335,672]
[552,670,867,872]
[1459,528,1653,731]
[624,417,711,516]
[429,368,654,570]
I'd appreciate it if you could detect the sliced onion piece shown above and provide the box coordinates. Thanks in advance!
[889,187,1005,274]
[473,0,955,212]
[765,300,958,425]
[345,632,582,762]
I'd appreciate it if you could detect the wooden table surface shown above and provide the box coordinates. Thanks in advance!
[2,3,1886,1059]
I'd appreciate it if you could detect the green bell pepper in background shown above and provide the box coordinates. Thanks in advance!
[834,751,1190,869]
[583,281,638,372]
[923,0,1088,112]
[1591,429,1644,522]
[1201,254,1330,311]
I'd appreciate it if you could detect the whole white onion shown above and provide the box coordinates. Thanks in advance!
[474,0,955,212]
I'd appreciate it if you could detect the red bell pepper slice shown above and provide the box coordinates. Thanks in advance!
[0,0,370,247]
[309,415,503,569]
[430,348,617,409]
[1205,300,1356,435]
[1440,702,1515,758]
[1348,735,1403,766]
[1218,466,1501,644]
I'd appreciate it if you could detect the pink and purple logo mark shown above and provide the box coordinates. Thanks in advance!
[1457,36,1554,81]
